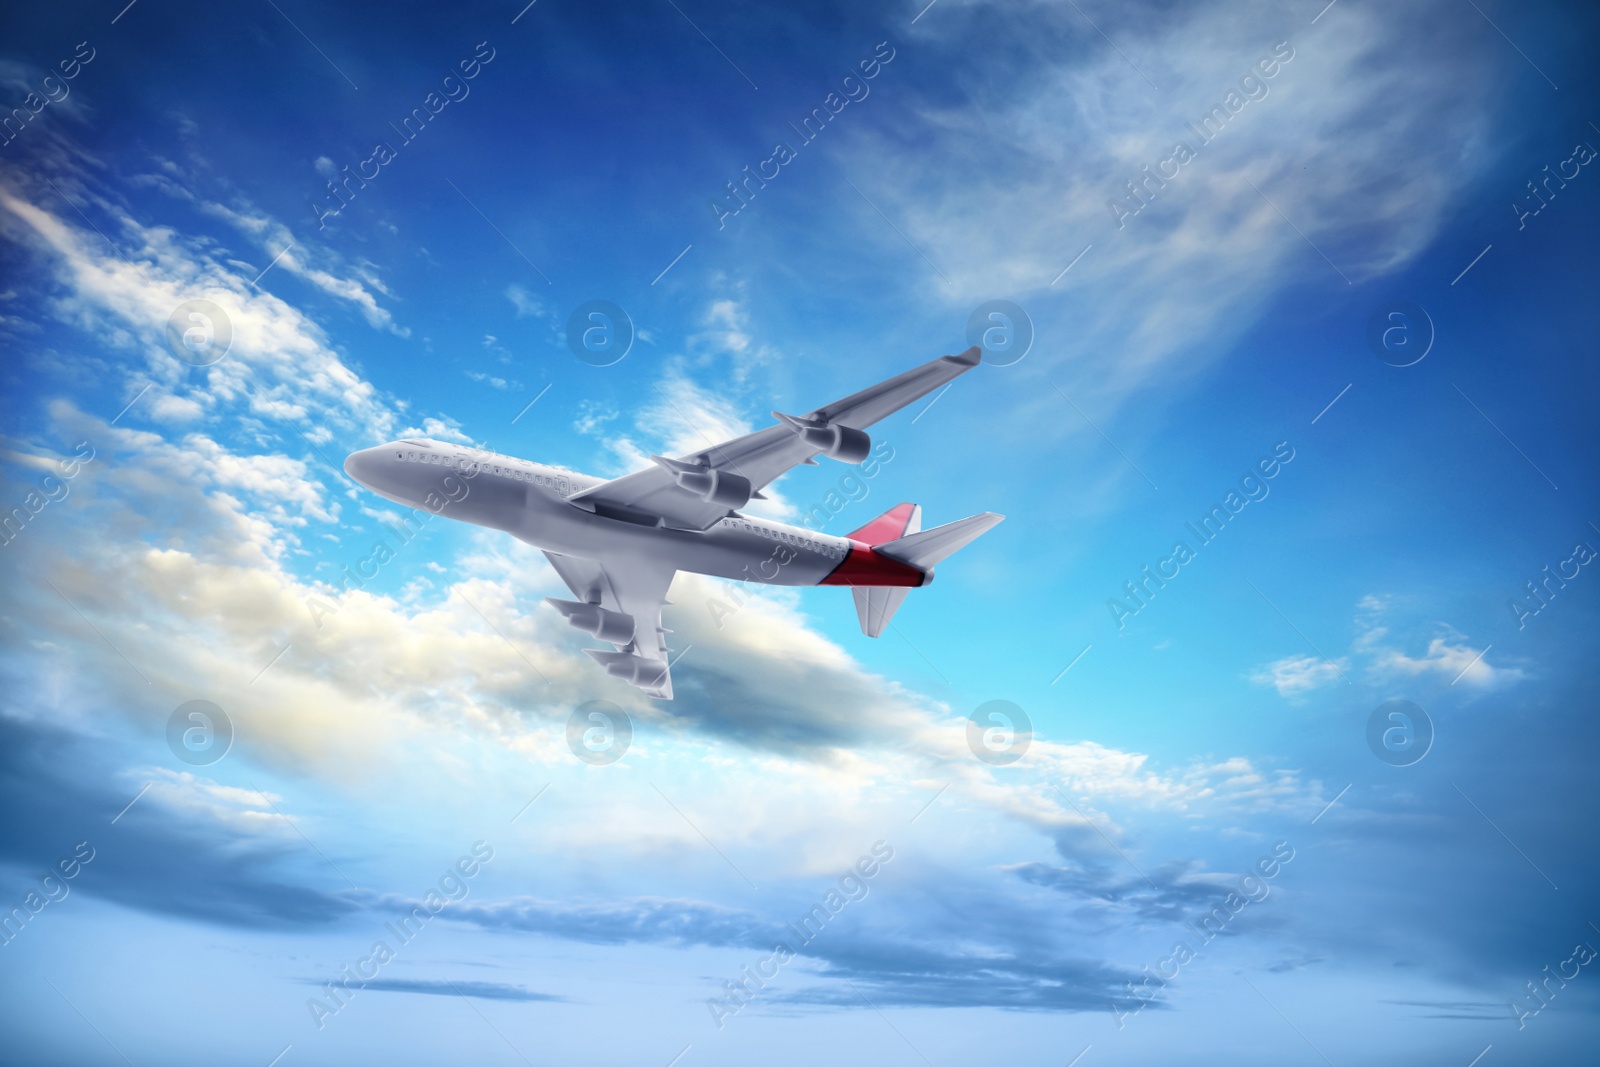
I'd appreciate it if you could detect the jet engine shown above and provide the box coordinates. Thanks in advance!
[547,598,636,645]
[584,649,669,689]
[650,456,754,509]
[774,412,871,463]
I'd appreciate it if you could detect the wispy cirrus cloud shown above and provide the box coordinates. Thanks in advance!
[840,0,1503,414]
[340,978,563,1002]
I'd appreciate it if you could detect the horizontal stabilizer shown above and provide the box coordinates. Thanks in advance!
[876,512,1004,572]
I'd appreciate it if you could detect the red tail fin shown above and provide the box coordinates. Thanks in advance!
[823,503,926,589]
[845,503,921,546]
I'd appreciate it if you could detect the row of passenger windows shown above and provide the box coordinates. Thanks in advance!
[394,451,839,557]
[726,518,843,558]
[397,450,575,489]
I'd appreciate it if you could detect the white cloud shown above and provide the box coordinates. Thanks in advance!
[0,59,93,125]
[406,416,473,443]
[0,183,400,446]
[140,768,294,839]
[702,298,751,354]
[5,388,1324,867]
[845,0,1500,416]
[1351,597,1524,688]
[572,400,618,436]
[505,284,544,319]
[1249,654,1346,698]
[194,197,408,336]
[1373,634,1523,688]
[1258,596,1532,692]
[602,372,795,519]
[689,291,779,376]
[466,370,513,391]
[1,148,1326,875]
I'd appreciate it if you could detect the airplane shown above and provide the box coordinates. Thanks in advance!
[344,347,1003,699]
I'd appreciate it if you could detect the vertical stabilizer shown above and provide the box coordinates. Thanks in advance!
[852,586,911,638]
[845,502,922,545]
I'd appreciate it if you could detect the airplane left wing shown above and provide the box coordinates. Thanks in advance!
[543,550,677,699]
[567,346,982,531]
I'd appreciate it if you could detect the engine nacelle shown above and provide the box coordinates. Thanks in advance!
[585,649,668,689]
[649,456,754,510]
[546,598,636,645]
[674,467,753,509]
[774,412,871,464]
[605,657,668,689]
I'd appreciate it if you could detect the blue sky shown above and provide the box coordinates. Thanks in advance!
[2,0,1598,1064]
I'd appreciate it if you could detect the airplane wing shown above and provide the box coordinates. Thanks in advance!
[567,346,982,531]
[544,550,678,699]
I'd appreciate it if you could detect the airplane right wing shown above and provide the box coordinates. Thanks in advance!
[566,346,982,532]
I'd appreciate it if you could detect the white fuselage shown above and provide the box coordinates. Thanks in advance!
[343,438,850,586]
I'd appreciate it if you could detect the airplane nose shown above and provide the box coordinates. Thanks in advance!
[344,446,382,486]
